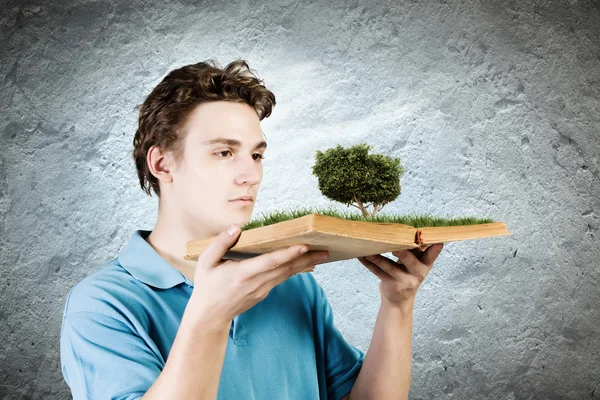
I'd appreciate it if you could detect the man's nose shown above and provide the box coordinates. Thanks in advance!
[236,156,261,184]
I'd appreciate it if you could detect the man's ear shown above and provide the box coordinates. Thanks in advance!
[147,145,174,185]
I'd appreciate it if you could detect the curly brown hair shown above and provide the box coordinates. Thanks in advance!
[132,59,276,198]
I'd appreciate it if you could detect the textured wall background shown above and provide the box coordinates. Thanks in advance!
[1,0,599,398]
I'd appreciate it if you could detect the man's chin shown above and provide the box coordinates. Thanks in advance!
[226,203,254,224]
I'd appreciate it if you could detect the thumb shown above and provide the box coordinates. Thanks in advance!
[421,243,444,266]
[197,224,241,267]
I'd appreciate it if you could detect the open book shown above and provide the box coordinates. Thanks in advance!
[184,214,512,268]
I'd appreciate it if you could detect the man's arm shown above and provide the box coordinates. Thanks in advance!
[60,301,230,400]
[347,299,414,400]
[141,295,231,400]
[347,245,443,399]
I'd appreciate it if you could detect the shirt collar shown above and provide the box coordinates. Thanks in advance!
[117,230,187,289]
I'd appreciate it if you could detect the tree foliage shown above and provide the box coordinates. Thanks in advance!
[311,142,404,218]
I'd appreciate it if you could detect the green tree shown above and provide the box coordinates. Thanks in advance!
[311,142,404,218]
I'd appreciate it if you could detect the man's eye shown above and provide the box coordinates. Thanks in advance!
[215,151,265,161]
[216,150,232,157]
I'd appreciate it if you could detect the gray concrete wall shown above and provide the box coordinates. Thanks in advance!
[1,0,599,398]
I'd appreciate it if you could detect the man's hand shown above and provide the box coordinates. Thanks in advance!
[357,243,444,308]
[191,224,330,329]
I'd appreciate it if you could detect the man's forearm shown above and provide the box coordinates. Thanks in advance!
[142,296,230,400]
[349,299,414,400]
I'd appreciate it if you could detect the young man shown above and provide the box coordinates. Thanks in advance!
[60,59,443,399]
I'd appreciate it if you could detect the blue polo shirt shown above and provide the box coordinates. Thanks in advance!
[60,229,364,399]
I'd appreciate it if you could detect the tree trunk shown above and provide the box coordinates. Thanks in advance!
[353,194,374,218]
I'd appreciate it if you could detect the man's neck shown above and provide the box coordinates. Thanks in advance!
[145,201,218,284]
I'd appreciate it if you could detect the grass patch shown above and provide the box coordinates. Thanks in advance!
[241,206,495,231]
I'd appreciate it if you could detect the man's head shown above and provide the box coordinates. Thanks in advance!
[133,59,275,233]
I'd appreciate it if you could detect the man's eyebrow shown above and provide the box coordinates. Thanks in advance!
[203,137,267,150]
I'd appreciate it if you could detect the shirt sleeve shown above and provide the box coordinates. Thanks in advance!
[314,283,365,400]
[60,311,163,400]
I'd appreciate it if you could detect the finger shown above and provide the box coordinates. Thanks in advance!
[394,244,442,265]
[363,254,412,281]
[197,224,242,268]
[258,250,329,289]
[393,246,427,261]
[245,245,329,278]
[357,257,395,282]
[299,265,315,274]
[391,250,431,281]
[420,243,444,266]
[244,243,313,275]
[366,253,430,283]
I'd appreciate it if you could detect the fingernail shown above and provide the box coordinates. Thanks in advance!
[299,246,308,254]
[366,255,375,261]
[227,225,239,236]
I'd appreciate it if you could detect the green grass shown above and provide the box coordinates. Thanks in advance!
[240,206,495,231]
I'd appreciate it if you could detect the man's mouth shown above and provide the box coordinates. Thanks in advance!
[230,195,254,202]
[230,197,254,205]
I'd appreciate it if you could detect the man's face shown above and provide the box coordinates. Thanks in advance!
[166,100,266,236]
